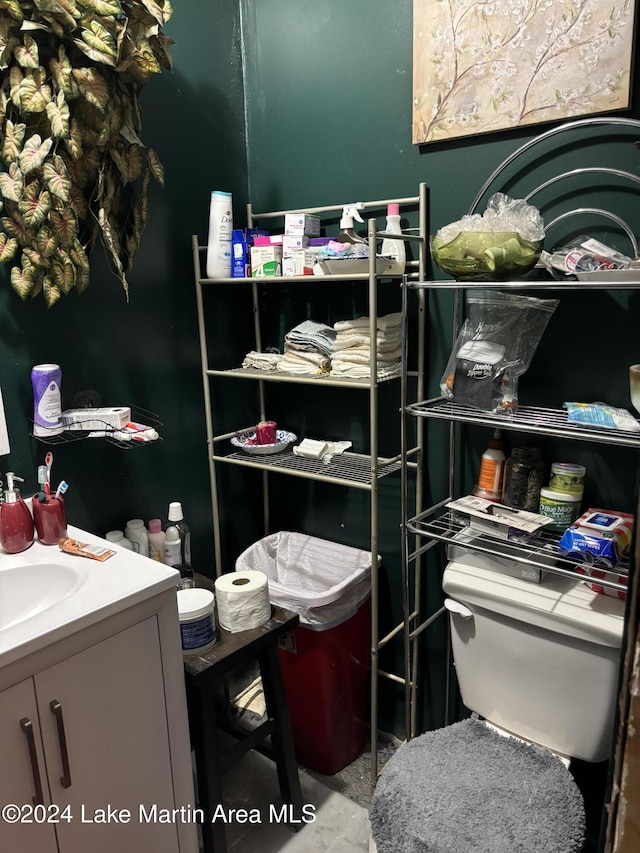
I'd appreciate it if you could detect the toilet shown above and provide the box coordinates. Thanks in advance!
[370,558,625,852]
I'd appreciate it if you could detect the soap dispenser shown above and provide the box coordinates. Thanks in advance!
[336,203,367,244]
[1,472,35,553]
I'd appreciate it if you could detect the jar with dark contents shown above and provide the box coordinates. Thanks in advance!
[502,447,545,512]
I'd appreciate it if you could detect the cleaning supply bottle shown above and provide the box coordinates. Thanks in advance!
[206,190,233,278]
[473,430,505,502]
[380,203,406,275]
[164,502,193,583]
[336,203,367,244]
[147,518,165,562]
[0,473,35,553]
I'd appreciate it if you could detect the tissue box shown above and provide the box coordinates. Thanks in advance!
[62,407,131,431]
[284,213,320,237]
[282,235,310,256]
[446,528,553,583]
[447,495,553,543]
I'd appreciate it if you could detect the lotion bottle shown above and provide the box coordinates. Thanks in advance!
[147,518,165,562]
[164,502,193,583]
[380,203,406,275]
[124,518,149,557]
[0,473,35,553]
[206,190,233,278]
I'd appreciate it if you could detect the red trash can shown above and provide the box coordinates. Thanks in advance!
[235,532,375,774]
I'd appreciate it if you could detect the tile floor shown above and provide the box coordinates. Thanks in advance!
[207,747,371,852]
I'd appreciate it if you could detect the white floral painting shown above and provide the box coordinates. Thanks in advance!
[412,0,635,144]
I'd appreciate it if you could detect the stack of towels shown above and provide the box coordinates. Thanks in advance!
[330,312,402,379]
[278,320,336,376]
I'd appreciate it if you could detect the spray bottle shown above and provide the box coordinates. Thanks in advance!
[336,203,367,244]
[0,473,35,553]
[380,203,406,275]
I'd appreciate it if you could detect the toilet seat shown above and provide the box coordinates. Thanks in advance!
[370,716,585,853]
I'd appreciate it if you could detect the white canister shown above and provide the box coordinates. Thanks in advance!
[124,518,149,557]
[31,363,63,437]
[177,588,216,655]
[105,530,134,551]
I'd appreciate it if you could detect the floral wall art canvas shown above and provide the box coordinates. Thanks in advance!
[412,0,636,144]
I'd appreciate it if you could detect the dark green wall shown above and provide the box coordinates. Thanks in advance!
[239,0,640,736]
[1,1,638,739]
[0,1,246,575]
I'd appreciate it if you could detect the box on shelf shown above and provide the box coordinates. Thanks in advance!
[282,235,311,256]
[62,406,131,431]
[282,249,316,277]
[253,234,283,246]
[447,495,553,543]
[250,244,282,277]
[284,213,321,237]
[232,228,269,278]
[446,528,554,583]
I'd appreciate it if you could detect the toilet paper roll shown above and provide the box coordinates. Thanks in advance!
[214,570,271,632]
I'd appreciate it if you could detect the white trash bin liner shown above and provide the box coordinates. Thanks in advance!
[235,531,376,630]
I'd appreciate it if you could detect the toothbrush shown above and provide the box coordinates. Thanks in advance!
[44,451,53,494]
[37,465,47,503]
[54,480,68,500]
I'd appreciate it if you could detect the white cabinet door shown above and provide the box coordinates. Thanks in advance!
[0,679,58,853]
[36,616,181,853]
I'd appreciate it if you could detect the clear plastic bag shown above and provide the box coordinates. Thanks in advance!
[440,290,558,414]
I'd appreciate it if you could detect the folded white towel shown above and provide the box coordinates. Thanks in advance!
[332,348,401,366]
[334,312,402,333]
[242,351,282,370]
[330,362,402,380]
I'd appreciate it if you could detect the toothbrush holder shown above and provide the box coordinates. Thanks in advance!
[32,495,67,545]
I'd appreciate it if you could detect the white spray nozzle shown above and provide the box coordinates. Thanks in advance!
[340,203,365,228]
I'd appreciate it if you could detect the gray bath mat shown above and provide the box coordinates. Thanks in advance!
[370,716,585,853]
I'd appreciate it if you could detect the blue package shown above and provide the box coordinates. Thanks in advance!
[558,528,618,568]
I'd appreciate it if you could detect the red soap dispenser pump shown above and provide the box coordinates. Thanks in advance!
[0,472,35,554]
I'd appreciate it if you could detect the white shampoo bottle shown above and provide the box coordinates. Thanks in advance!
[206,190,233,278]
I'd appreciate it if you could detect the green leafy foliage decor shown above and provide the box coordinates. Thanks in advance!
[0,0,173,306]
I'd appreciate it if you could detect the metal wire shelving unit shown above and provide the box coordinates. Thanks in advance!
[193,184,428,787]
[400,116,640,744]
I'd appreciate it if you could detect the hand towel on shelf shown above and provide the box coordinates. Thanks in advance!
[330,362,402,380]
[279,350,330,375]
[242,350,282,370]
[333,312,402,334]
[332,347,401,366]
[284,320,336,358]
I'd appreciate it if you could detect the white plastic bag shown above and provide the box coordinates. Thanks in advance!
[235,531,375,629]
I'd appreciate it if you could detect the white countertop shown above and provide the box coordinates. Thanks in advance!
[0,524,180,668]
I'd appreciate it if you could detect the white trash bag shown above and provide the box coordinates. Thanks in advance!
[235,531,376,630]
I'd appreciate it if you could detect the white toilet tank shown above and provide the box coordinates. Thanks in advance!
[443,560,626,762]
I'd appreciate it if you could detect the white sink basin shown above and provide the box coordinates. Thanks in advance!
[0,561,84,630]
[0,525,180,668]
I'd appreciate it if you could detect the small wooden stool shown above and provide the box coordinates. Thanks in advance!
[183,584,303,853]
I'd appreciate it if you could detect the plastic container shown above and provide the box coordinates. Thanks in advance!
[31,363,63,437]
[206,190,233,278]
[105,530,134,551]
[538,488,583,532]
[474,429,505,501]
[549,463,586,495]
[124,518,149,557]
[502,447,545,512]
[177,588,216,655]
[380,203,406,275]
[235,531,374,774]
[147,518,165,562]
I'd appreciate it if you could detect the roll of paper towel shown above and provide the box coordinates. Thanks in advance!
[214,570,271,632]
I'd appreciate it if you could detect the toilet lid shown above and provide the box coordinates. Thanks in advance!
[370,716,585,853]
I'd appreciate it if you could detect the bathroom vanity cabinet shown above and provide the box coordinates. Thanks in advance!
[193,186,427,782]
[0,540,198,853]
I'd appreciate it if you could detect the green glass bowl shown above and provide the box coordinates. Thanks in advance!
[430,232,543,281]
